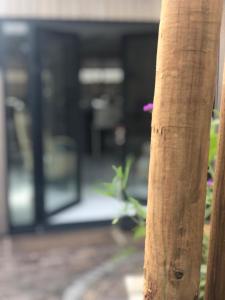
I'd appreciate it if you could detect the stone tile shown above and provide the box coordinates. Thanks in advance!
[0,228,118,300]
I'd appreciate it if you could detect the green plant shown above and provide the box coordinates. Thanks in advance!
[100,157,146,236]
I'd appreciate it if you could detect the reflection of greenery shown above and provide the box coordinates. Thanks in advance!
[101,113,219,299]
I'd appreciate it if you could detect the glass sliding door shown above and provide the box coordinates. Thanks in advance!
[123,33,157,203]
[1,21,35,227]
[37,28,80,216]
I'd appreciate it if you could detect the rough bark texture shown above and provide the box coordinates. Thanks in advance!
[144,1,223,299]
[205,64,225,300]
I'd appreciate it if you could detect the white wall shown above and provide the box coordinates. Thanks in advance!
[0,0,161,22]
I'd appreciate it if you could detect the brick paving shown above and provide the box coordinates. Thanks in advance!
[81,252,143,300]
[0,227,144,300]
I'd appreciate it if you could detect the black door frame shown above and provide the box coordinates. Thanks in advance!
[29,25,45,227]
[0,21,39,233]
[32,25,82,223]
[0,21,15,233]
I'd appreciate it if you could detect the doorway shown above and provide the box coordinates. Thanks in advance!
[1,20,158,232]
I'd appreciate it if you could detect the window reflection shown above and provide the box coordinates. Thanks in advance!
[39,30,79,214]
[3,24,35,226]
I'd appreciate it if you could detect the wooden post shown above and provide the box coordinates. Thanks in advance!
[218,5,225,106]
[205,64,225,300]
[144,1,223,299]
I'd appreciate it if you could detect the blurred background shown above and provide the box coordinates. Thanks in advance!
[0,1,224,299]
[0,0,161,232]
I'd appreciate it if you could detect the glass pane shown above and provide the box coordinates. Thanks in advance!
[3,22,35,226]
[80,56,124,202]
[124,34,157,203]
[39,31,79,214]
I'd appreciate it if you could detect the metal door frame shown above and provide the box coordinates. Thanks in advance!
[33,25,82,224]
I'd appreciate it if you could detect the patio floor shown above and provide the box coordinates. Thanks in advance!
[0,227,144,300]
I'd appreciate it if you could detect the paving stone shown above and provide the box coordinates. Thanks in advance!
[0,227,143,300]
[0,228,118,299]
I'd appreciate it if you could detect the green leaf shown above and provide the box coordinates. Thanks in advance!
[133,225,146,239]
[208,116,219,165]
[122,157,133,189]
[112,165,123,180]
[102,182,117,197]
[112,217,119,225]
[128,196,147,220]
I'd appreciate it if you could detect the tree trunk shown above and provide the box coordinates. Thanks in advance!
[205,64,225,300]
[144,1,223,299]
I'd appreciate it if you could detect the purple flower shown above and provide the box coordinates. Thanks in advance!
[207,179,213,187]
[143,103,154,112]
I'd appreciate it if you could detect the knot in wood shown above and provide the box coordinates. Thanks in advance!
[174,270,184,280]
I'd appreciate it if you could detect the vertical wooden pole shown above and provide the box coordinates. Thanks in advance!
[144,1,223,299]
[218,5,225,106]
[205,64,225,300]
